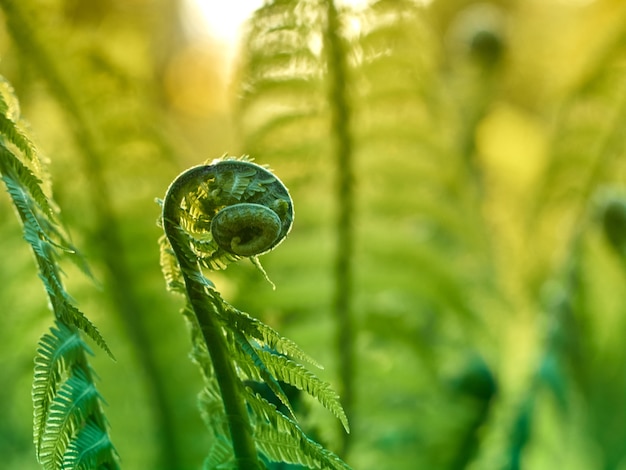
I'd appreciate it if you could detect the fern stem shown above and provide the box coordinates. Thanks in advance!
[324,0,355,456]
[163,166,260,470]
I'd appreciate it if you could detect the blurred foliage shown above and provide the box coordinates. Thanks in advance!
[1,0,626,469]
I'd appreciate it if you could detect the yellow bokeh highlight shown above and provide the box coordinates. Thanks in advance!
[163,42,228,117]
[477,103,547,194]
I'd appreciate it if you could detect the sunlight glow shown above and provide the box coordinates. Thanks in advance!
[187,0,373,44]
[186,0,264,44]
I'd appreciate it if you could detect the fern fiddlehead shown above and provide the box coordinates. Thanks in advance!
[166,157,293,261]
[160,156,351,470]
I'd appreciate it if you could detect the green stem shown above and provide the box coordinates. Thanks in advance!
[325,0,355,456]
[163,166,260,470]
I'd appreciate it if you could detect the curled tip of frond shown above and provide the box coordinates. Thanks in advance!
[161,156,294,273]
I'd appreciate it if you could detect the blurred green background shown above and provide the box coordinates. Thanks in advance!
[2,0,626,469]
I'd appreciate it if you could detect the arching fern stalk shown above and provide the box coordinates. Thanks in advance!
[159,156,351,470]
[0,76,118,469]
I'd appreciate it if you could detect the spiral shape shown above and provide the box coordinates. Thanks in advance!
[163,157,294,270]
[211,203,282,256]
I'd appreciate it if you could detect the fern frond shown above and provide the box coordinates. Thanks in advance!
[39,369,102,469]
[255,426,346,470]
[1,135,108,346]
[0,75,21,119]
[230,331,296,420]
[198,386,230,438]
[228,322,349,432]
[219,301,323,369]
[56,302,113,359]
[1,144,113,362]
[256,348,350,433]
[0,111,37,160]
[214,163,257,200]
[33,323,90,456]
[158,234,186,294]
[161,157,351,468]
[0,150,54,221]
[236,0,327,163]
[62,420,118,470]
[202,437,236,470]
[0,73,117,469]
[246,390,351,470]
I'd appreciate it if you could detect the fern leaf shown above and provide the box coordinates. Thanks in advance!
[246,390,351,470]
[0,146,54,218]
[57,302,114,359]
[255,425,347,470]
[214,163,257,201]
[0,75,21,119]
[40,369,101,469]
[0,73,117,470]
[2,166,113,359]
[236,0,326,163]
[256,348,350,433]
[33,323,90,456]
[230,331,296,420]
[0,111,37,160]
[202,437,236,470]
[158,234,186,294]
[62,420,119,470]
[198,386,230,438]
[219,301,323,369]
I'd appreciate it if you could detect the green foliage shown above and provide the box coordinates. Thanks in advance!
[160,157,350,469]
[2,0,626,469]
[0,77,118,469]
[234,0,626,469]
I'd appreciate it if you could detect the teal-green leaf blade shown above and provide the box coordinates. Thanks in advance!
[62,420,119,470]
[0,111,37,161]
[230,331,297,420]
[256,348,350,433]
[219,301,323,369]
[33,322,90,459]
[246,389,351,470]
[39,369,101,469]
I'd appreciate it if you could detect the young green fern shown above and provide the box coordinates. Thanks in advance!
[0,76,118,470]
[159,156,351,470]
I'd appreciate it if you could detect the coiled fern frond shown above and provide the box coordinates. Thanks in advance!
[160,156,350,469]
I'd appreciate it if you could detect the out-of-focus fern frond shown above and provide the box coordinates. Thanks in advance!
[202,435,236,470]
[235,0,502,467]
[354,0,487,252]
[237,0,329,173]
[530,17,626,272]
